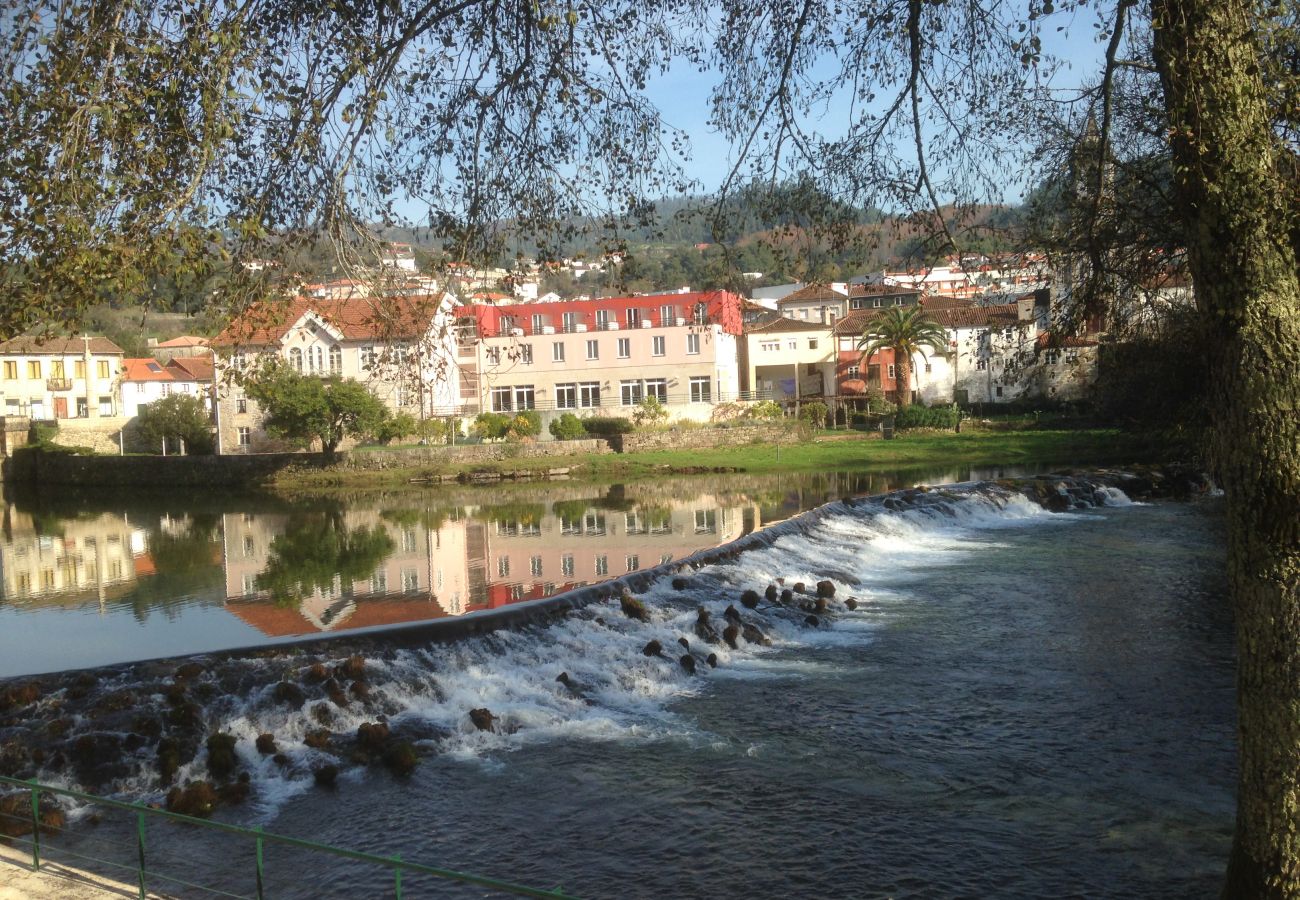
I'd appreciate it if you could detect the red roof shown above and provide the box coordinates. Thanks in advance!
[166,357,214,383]
[778,283,848,304]
[1036,332,1100,348]
[919,295,977,311]
[0,336,123,355]
[925,304,1022,328]
[212,294,449,348]
[122,358,172,382]
[156,335,210,348]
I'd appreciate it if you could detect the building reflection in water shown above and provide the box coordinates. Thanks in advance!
[221,494,754,639]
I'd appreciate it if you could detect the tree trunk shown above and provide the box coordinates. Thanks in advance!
[1151,0,1300,895]
[895,350,912,409]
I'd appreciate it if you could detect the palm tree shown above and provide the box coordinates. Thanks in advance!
[856,306,949,409]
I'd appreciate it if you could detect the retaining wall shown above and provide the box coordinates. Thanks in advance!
[611,423,791,453]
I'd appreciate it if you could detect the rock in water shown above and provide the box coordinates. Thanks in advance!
[357,722,390,753]
[804,615,820,628]
[383,742,419,776]
[205,733,237,780]
[740,590,761,609]
[620,593,650,622]
[679,655,697,676]
[255,734,277,755]
[694,608,720,644]
[469,708,497,732]
[844,598,859,611]
[706,653,718,668]
[556,672,587,699]
[723,624,740,649]
[642,640,664,658]
[678,637,690,651]
[742,623,771,646]
[724,605,743,625]
[671,577,690,590]
[780,589,794,604]
[313,765,339,788]
[793,582,807,595]
[816,580,836,599]
[765,584,778,602]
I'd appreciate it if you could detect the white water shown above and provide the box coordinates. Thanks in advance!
[122,486,1131,820]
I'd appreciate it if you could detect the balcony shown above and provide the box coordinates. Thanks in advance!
[46,378,72,391]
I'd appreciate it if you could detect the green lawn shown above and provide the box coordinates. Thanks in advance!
[272,428,1167,490]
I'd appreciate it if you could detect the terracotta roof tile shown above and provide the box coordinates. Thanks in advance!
[122,358,173,382]
[925,304,1022,328]
[166,357,215,382]
[212,294,450,347]
[0,336,124,355]
[156,335,210,348]
[777,283,848,304]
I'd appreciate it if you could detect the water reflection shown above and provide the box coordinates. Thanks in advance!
[0,464,1042,674]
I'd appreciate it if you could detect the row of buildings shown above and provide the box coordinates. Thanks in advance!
[0,274,1100,455]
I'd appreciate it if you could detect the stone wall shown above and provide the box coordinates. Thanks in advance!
[339,439,611,470]
[0,417,30,456]
[3,450,324,487]
[611,423,791,453]
[48,418,130,455]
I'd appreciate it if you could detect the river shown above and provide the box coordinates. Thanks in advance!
[0,469,1234,897]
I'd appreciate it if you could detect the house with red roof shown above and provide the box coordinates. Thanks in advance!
[210,291,458,453]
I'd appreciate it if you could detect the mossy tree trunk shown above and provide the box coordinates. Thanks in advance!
[1151,0,1300,895]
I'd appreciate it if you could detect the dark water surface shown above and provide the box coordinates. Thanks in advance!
[231,495,1231,899]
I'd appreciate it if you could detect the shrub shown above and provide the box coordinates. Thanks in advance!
[374,412,418,444]
[631,396,669,428]
[416,417,462,445]
[747,400,784,421]
[895,404,960,430]
[581,416,635,436]
[471,412,511,440]
[549,413,588,441]
[508,409,542,439]
[797,401,828,430]
[709,402,747,424]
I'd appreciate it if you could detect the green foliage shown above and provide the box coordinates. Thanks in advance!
[894,404,961,430]
[549,412,588,441]
[797,402,828,430]
[631,396,669,428]
[857,307,949,408]
[472,412,511,441]
[509,409,542,439]
[580,416,635,436]
[416,417,463,445]
[135,394,214,454]
[245,369,389,457]
[256,513,395,606]
[747,400,784,421]
[372,412,418,445]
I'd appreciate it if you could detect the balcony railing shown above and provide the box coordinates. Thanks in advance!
[486,315,707,339]
[46,378,72,391]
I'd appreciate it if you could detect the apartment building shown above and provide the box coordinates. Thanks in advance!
[739,316,837,401]
[454,290,745,423]
[0,336,125,420]
[210,292,459,453]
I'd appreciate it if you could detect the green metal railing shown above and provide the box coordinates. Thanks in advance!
[1,775,575,899]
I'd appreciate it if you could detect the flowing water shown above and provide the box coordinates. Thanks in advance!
[0,473,1234,897]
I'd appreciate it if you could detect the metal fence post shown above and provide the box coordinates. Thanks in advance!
[28,781,40,871]
[136,808,147,900]
[255,825,265,900]
[393,854,403,900]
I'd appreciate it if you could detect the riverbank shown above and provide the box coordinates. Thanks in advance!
[271,427,1168,490]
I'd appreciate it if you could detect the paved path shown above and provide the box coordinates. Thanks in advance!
[0,842,172,899]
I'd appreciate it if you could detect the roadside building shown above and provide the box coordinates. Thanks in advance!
[739,315,836,403]
[0,336,125,421]
[454,290,744,425]
[210,292,459,454]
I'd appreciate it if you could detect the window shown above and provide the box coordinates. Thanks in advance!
[595,555,608,576]
[625,308,641,327]
[660,304,676,325]
[689,376,711,403]
[372,572,388,593]
[361,346,377,369]
[395,387,413,408]
[996,386,1004,398]
[887,364,896,379]
[924,363,932,374]
[596,309,610,327]
[846,365,859,378]
[578,382,601,407]
[617,338,630,358]
[625,555,639,572]
[562,311,577,332]
[652,336,665,356]
[513,385,535,409]
[787,340,797,350]
[486,347,501,365]
[1044,349,1060,365]
[1065,349,1080,363]
[309,346,324,373]
[644,379,667,402]
[491,386,513,411]
[808,339,818,350]
[27,360,41,379]
[160,383,172,397]
[621,380,643,405]
[556,383,577,409]
[552,342,565,363]
[799,309,808,319]
[329,345,342,374]
[499,315,516,334]
[760,340,778,352]
[98,396,113,415]
[497,556,510,577]
[402,528,418,552]
[243,535,255,557]
[586,340,599,360]
[976,359,989,371]
[236,398,247,414]
[561,555,575,577]
[289,347,303,372]
[583,511,606,534]
[232,352,246,370]
[2,361,15,380]
[237,427,251,446]
[74,360,85,378]
[687,333,700,355]
[51,360,65,378]
[693,302,708,324]
[694,509,717,533]
[520,344,534,365]
[402,569,420,592]
[530,556,543,577]
[531,314,544,333]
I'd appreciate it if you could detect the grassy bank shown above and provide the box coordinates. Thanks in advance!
[270,427,1168,491]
